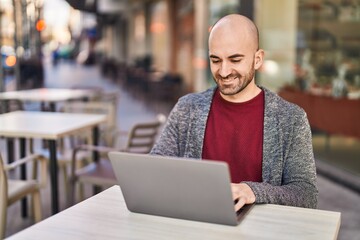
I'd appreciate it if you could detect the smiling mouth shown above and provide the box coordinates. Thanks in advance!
[221,77,237,84]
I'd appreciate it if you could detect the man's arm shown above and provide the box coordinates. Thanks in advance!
[150,99,186,157]
[244,112,318,209]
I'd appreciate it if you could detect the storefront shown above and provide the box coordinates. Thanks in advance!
[3,0,359,96]
[126,0,247,92]
[0,0,45,90]
[295,0,360,98]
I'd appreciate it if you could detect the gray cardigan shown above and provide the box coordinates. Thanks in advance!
[151,87,318,208]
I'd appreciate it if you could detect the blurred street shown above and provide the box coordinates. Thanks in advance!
[2,59,359,239]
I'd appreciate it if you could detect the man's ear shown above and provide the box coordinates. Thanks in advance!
[254,49,264,70]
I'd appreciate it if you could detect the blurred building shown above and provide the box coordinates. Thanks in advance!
[2,0,360,95]
[0,0,44,90]
[60,0,360,96]
[82,0,252,92]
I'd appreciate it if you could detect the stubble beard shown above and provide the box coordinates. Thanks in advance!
[214,66,256,96]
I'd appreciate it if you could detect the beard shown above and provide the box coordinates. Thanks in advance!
[213,62,256,96]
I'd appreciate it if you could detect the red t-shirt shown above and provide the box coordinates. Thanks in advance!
[202,89,264,183]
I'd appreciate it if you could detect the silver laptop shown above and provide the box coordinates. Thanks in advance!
[108,152,254,226]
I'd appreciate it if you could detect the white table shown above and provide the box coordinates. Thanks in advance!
[0,111,106,214]
[6,186,341,240]
[0,88,96,112]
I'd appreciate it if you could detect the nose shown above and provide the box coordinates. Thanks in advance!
[218,62,232,78]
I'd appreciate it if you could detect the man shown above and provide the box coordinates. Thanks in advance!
[151,14,318,211]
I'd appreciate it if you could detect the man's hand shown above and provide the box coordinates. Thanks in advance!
[231,183,256,212]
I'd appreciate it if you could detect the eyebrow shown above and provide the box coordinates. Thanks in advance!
[228,54,245,59]
[209,54,245,59]
[209,54,219,59]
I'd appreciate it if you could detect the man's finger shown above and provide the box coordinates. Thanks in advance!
[234,197,246,212]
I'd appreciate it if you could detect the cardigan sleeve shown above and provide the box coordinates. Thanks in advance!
[150,103,181,156]
[245,110,318,209]
[151,89,213,158]
[150,96,191,157]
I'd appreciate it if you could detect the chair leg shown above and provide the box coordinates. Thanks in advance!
[64,155,89,206]
[31,160,38,180]
[67,175,75,207]
[61,165,69,201]
[76,159,88,203]
[32,191,42,223]
[78,182,85,202]
[0,203,6,239]
[68,181,85,205]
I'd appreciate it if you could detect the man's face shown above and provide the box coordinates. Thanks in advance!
[210,53,256,96]
[208,27,261,97]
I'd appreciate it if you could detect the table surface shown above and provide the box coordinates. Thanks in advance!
[6,186,341,240]
[0,88,95,102]
[0,111,106,139]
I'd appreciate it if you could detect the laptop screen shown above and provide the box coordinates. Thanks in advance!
[108,152,253,225]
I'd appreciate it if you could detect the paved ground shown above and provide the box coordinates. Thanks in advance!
[3,60,360,239]
[317,172,360,239]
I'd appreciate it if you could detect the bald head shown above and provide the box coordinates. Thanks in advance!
[209,14,259,52]
[208,14,264,102]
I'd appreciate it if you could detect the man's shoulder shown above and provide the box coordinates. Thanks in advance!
[263,87,306,116]
[178,87,215,105]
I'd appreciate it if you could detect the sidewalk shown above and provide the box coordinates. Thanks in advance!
[3,60,360,239]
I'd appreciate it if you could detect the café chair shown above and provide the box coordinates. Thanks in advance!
[35,99,118,197]
[68,114,166,205]
[0,153,47,239]
[0,99,23,114]
[61,100,118,146]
